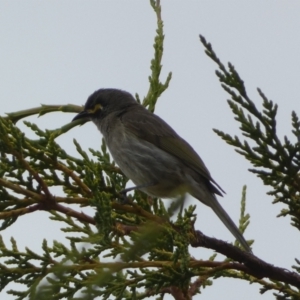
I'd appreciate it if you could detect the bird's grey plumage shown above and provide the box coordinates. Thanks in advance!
[73,88,251,253]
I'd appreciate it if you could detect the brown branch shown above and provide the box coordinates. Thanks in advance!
[10,201,95,225]
[5,104,83,124]
[51,160,92,196]
[0,205,39,219]
[191,230,300,289]
[0,196,89,208]
[21,160,51,199]
[112,201,167,224]
[0,182,93,224]
[188,276,206,297]
[23,140,92,197]
[0,193,91,220]
[53,203,95,224]
[54,196,90,205]
[115,222,138,235]
[12,200,96,225]
[2,165,300,293]
[4,143,51,199]
[0,178,42,201]
[160,286,188,300]
[0,260,256,276]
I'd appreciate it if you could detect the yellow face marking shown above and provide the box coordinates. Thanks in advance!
[87,103,102,114]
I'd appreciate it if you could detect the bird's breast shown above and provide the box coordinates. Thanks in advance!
[104,129,188,198]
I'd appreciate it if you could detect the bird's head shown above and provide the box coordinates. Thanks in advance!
[72,88,137,123]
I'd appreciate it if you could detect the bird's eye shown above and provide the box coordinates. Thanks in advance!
[87,103,102,114]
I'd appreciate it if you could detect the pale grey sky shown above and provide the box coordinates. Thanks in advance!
[1,1,300,299]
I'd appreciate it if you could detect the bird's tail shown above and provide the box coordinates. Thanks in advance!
[192,188,252,253]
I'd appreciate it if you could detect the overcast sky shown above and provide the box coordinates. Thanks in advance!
[1,1,300,299]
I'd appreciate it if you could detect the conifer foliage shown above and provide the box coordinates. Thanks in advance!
[0,1,300,299]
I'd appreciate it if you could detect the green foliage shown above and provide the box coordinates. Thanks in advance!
[199,35,300,231]
[0,2,226,299]
[0,1,299,299]
[199,35,300,299]
[0,110,208,299]
[141,0,172,112]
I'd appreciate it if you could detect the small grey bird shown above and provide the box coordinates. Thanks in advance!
[73,88,251,253]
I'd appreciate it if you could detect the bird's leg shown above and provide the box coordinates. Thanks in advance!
[119,182,155,204]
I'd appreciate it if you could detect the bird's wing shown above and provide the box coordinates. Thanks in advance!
[120,108,224,196]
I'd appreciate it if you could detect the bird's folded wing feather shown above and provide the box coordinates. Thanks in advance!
[120,108,224,196]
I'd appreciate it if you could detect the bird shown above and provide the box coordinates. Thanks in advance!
[72,88,251,253]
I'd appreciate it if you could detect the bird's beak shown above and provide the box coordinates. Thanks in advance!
[72,110,91,122]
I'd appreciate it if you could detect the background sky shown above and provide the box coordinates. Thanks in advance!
[1,1,300,299]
